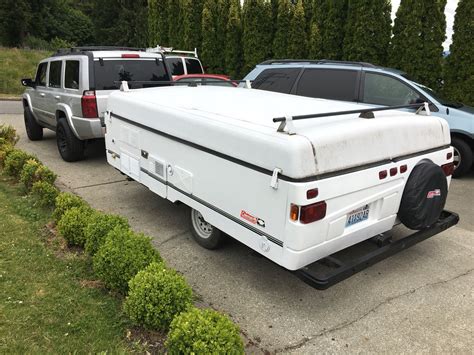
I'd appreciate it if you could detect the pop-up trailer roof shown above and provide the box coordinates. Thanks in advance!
[107,86,450,179]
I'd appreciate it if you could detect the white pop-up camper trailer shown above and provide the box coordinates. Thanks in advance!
[104,85,458,288]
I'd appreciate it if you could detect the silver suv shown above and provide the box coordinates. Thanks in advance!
[21,47,171,161]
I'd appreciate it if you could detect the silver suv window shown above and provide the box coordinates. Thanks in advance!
[185,58,203,74]
[166,58,185,76]
[363,73,421,106]
[35,62,48,87]
[49,61,62,88]
[65,60,80,90]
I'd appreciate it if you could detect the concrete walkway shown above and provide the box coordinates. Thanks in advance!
[2,102,473,353]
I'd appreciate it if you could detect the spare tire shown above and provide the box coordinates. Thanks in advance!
[398,161,447,230]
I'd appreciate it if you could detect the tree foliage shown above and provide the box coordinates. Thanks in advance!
[443,0,474,106]
[272,0,292,59]
[225,0,243,78]
[148,0,169,46]
[183,0,204,49]
[288,0,307,59]
[321,0,348,60]
[201,0,220,72]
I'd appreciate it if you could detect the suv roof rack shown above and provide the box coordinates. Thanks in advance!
[147,45,199,58]
[54,46,147,56]
[259,59,377,68]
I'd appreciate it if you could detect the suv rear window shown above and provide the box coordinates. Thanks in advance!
[252,68,301,94]
[296,69,359,102]
[65,60,80,90]
[185,58,203,74]
[94,59,169,90]
[165,58,185,76]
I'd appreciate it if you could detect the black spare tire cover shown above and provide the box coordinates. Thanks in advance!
[398,161,447,230]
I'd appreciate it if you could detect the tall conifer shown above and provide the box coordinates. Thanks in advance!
[287,0,307,59]
[225,0,243,78]
[272,0,292,59]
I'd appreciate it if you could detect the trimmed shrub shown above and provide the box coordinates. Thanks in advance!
[4,149,37,178]
[31,181,60,208]
[33,165,56,185]
[57,206,95,246]
[0,124,18,146]
[124,262,193,330]
[53,192,88,222]
[93,229,162,293]
[20,159,41,190]
[84,212,130,255]
[166,307,244,355]
[0,144,14,168]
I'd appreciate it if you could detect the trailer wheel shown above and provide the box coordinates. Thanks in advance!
[189,208,223,249]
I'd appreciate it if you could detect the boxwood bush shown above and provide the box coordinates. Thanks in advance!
[93,229,162,293]
[20,159,41,190]
[166,307,244,354]
[124,262,193,330]
[4,149,37,178]
[0,144,14,167]
[31,181,59,207]
[53,192,88,222]
[0,124,18,145]
[57,206,95,246]
[84,212,129,255]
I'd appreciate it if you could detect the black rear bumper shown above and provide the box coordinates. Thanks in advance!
[294,210,459,290]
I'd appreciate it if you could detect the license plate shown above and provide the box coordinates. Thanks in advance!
[346,205,370,227]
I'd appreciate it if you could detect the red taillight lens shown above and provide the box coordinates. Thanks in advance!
[300,201,327,224]
[400,164,408,173]
[306,188,319,199]
[81,90,98,118]
[379,170,387,179]
[447,152,453,160]
[442,162,454,176]
[122,54,140,58]
[390,167,398,176]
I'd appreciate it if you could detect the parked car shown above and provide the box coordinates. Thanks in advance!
[243,60,474,177]
[21,46,171,162]
[174,74,237,87]
[104,84,457,287]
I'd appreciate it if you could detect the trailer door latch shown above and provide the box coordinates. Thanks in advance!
[270,168,282,189]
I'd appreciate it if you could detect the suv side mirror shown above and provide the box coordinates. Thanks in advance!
[21,78,35,88]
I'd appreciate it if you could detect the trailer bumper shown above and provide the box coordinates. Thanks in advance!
[294,210,459,290]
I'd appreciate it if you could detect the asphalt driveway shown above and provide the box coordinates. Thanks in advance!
[2,101,473,353]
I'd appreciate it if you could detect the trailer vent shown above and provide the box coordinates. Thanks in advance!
[154,160,165,178]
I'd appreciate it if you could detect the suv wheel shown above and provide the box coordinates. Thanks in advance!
[451,137,473,178]
[24,106,43,141]
[56,118,85,162]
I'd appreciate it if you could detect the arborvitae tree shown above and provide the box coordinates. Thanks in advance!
[308,21,322,59]
[302,0,313,36]
[242,0,273,73]
[201,0,220,72]
[389,0,446,89]
[321,0,347,60]
[225,0,243,78]
[167,0,184,48]
[287,0,307,58]
[216,0,231,69]
[1,0,31,47]
[272,0,292,59]
[183,0,204,49]
[148,0,169,46]
[444,0,474,106]
[342,0,391,66]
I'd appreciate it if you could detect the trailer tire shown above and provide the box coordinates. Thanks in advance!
[189,208,224,249]
[398,161,448,230]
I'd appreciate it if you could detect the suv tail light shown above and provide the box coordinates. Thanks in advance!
[122,54,140,58]
[442,162,454,176]
[81,90,98,118]
[299,201,327,224]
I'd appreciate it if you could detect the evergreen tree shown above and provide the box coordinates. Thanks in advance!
[302,0,313,36]
[308,21,322,59]
[272,0,292,59]
[0,0,31,47]
[287,0,307,58]
[389,0,446,89]
[321,0,347,60]
[242,0,273,73]
[342,0,391,66]
[216,0,231,69]
[225,0,243,78]
[444,0,474,106]
[201,0,220,72]
[168,0,184,48]
[148,0,170,46]
[183,0,203,49]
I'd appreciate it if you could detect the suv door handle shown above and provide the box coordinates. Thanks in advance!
[54,95,60,100]
[39,93,45,97]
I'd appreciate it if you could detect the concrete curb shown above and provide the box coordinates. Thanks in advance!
[0,97,22,102]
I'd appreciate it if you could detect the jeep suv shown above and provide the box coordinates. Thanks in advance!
[243,60,474,177]
[21,47,171,162]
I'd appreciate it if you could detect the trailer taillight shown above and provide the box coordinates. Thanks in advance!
[390,167,398,176]
[81,90,98,118]
[442,162,454,176]
[400,164,408,173]
[300,201,327,224]
[289,204,299,221]
[447,152,453,160]
[306,188,319,199]
[379,170,388,179]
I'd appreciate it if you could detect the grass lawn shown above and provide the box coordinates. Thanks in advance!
[0,176,135,353]
[0,47,52,96]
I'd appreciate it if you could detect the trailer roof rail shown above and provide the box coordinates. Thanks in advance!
[259,59,377,68]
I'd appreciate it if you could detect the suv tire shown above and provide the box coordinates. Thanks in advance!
[24,106,43,141]
[56,118,85,162]
[451,137,473,178]
[398,161,448,230]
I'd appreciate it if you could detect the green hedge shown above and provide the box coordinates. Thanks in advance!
[4,149,38,178]
[84,212,130,255]
[31,180,59,207]
[57,206,95,246]
[53,192,88,222]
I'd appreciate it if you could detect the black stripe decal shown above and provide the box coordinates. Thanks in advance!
[112,112,449,183]
[140,167,284,247]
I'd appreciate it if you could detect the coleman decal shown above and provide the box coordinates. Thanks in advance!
[240,210,265,228]
[427,189,441,199]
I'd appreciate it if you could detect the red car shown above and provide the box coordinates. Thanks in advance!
[174,74,237,87]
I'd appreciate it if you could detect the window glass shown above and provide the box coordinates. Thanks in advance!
[253,68,301,94]
[165,57,185,76]
[65,60,80,89]
[296,69,358,101]
[94,59,169,90]
[48,61,62,88]
[35,62,48,86]
[185,58,203,74]
[363,73,421,106]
